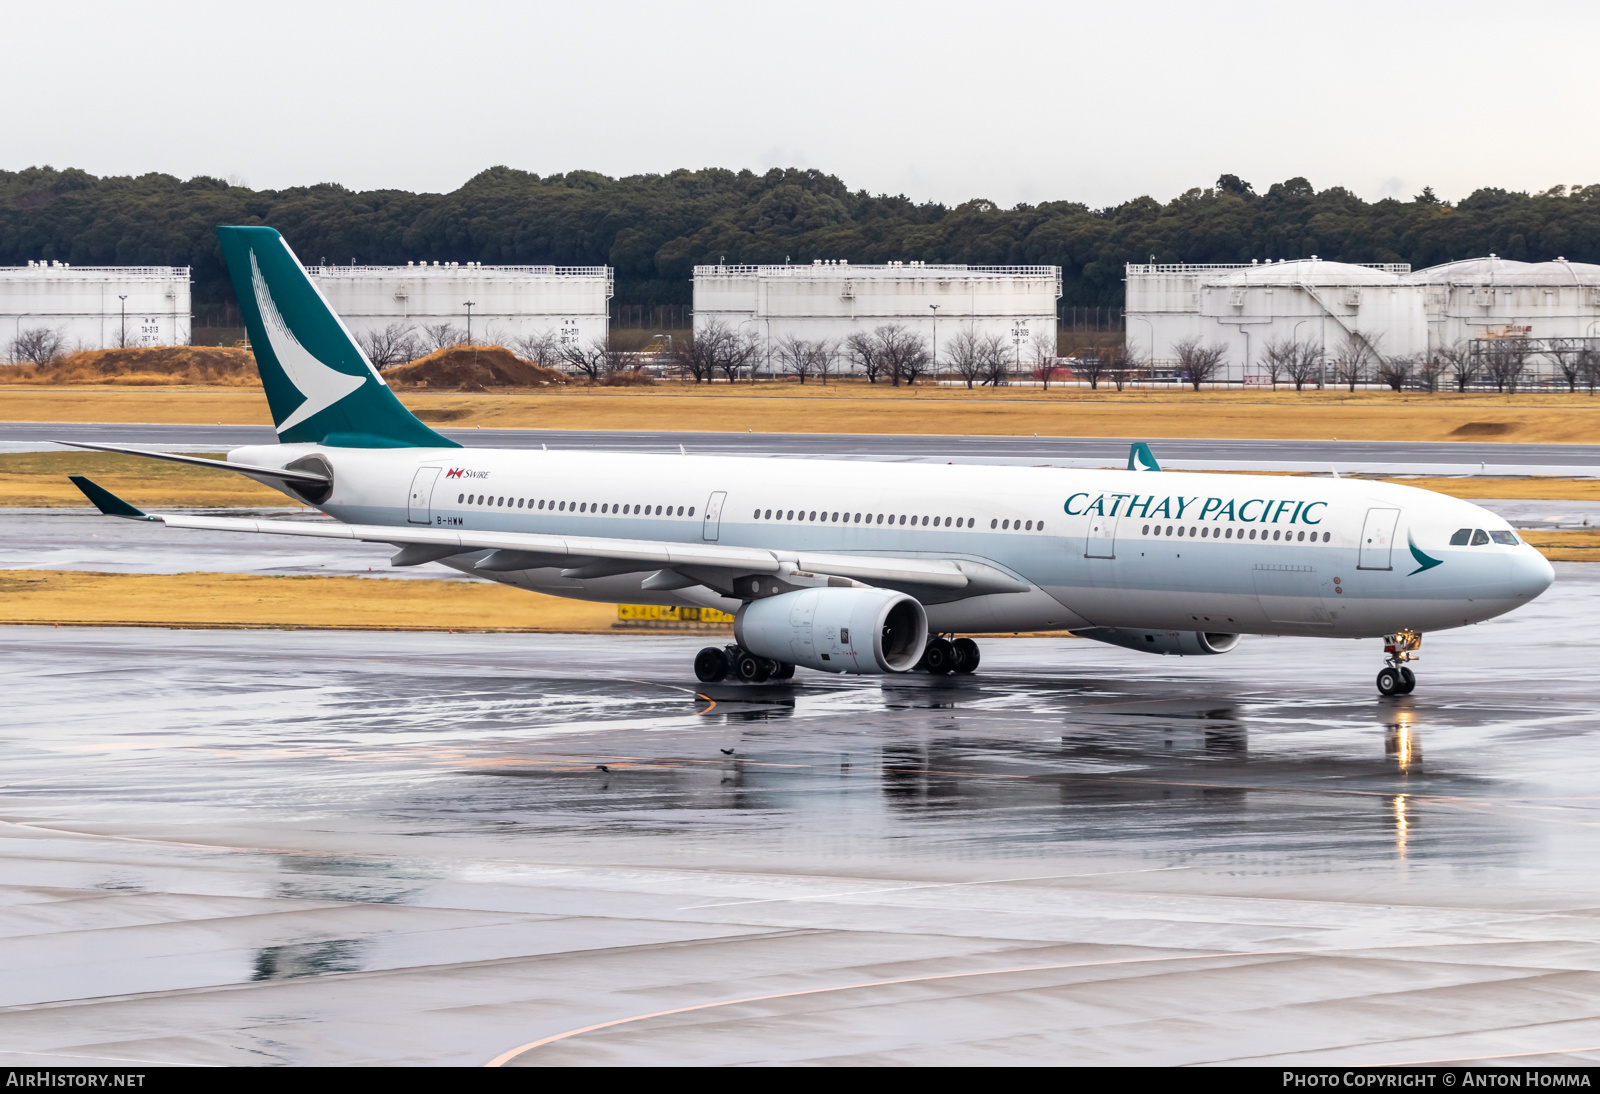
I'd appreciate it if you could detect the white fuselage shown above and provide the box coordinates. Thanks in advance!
[232,443,1555,640]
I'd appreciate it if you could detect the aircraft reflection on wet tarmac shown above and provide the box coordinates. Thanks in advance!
[2,567,1599,1065]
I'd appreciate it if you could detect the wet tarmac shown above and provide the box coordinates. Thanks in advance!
[4,566,1600,1065]
[7,421,1599,476]
[0,508,472,580]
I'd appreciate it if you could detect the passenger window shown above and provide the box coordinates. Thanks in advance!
[1143,524,1150,534]
[1450,528,1472,545]
[457,493,464,503]
[678,507,684,516]
[1249,529,1256,539]
[1037,522,1044,532]
[1025,520,1033,531]
[753,510,761,519]
[689,507,695,516]
[764,509,771,519]
[1471,529,1490,546]
[1002,519,1010,529]
[1323,532,1330,542]
[1489,530,1518,545]
[991,519,998,529]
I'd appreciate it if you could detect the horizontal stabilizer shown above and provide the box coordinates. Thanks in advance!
[57,441,331,485]
[69,475,152,519]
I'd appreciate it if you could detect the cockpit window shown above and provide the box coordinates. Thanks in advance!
[1450,528,1472,546]
[1490,530,1520,546]
[1471,529,1490,546]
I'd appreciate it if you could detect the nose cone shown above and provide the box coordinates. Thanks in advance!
[1512,547,1556,601]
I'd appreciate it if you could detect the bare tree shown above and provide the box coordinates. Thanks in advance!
[814,339,838,385]
[876,325,932,385]
[671,326,718,383]
[775,334,821,384]
[1546,338,1586,393]
[1416,353,1447,393]
[560,337,610,383]
[1581,347,1600,395]
[1076,347,1109,390]
[514,330,562,370]
[979,331,1011,386]
[1261,336,1300,391]
[1107,341,1141,392]
[421,323,466,352]
[1483,336,1532,394]
[1438,341,1476,392]
[1330,331,1380,392]
[356,322,419,369]
[945,327,984,388]
[9,327,65,365]
[1283,341,1323,391]
[1029,331,1057,391]
[715,326,761,383]
[1173,336,1228,391]
[1375,353,1416,392]
[843,330,886,384]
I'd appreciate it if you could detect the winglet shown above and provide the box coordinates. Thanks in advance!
[1128,442,1161,472]
[69,475,152,519]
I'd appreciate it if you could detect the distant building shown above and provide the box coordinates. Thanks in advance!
[307,262,613,351]
[1,261,190,357]
[693,261,1061,372]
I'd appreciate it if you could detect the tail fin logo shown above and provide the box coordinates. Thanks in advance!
[250,249,367,433]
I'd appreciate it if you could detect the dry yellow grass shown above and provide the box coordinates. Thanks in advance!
[0,570,620,632]
[1374,476,1600,500]
[1516,529,1600,562]
[8,384,1600,444]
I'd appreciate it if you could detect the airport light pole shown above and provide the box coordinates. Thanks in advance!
[929,304,940,371]
[464,301,476,346]
[118,295,128,347]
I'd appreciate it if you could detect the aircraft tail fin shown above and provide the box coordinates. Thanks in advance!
[214,226,459,449]
[1128,442,1161,472]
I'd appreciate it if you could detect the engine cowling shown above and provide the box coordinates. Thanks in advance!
[1077,628,1240,656]
[735,587,927,674]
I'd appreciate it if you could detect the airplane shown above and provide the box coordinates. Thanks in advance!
[65,226,1554,697]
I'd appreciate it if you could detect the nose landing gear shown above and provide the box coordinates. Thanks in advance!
[1376,631,1420,696]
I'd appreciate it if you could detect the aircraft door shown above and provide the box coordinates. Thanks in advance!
[702,490,727,541]
[408,466,441,524]
[1358,508,1401,570]
[1085,512,1118,558]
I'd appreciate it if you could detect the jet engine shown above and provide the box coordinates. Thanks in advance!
[1077,628,1240,656]
[735,587,927,674]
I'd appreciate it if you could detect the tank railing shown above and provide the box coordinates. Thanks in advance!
[1126,262,1411,276]
[3,266,190,277]
[693,264,1061,278]
[305,265,610,277]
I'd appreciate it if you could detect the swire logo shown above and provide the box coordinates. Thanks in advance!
[445,468,463,478]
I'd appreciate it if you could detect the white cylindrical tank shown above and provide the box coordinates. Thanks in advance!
[1197,260,1426,379]
[0,262,191,357]
[1404,257,1600,351]
[693,261,1061,373]
[308,263,613,351]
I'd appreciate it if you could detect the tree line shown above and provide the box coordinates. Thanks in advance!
[3,165,1599,314]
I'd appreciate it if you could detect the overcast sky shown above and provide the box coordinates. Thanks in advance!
[8,1,1596,208]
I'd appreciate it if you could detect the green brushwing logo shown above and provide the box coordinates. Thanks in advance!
[1407,534,1443,575]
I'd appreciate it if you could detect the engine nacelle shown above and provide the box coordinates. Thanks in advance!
[736,587,927,674]
[1078,628,1240,656]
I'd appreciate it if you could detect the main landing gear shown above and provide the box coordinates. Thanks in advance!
[1376,630,1421,696]
[917,636,980,676]
[694,645,795,684]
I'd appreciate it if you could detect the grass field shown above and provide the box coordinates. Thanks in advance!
[8,384,1600,444]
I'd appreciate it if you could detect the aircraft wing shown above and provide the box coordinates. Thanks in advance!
[71,477,1026,596]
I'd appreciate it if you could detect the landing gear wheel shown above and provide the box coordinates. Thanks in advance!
[736,652,770,683]
[923,638,956,675]
[952,638,980,674]
[1376,666,1403,696]
[1399,667,1416,694]
[771,661,796,680]
[694,646,730,683]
